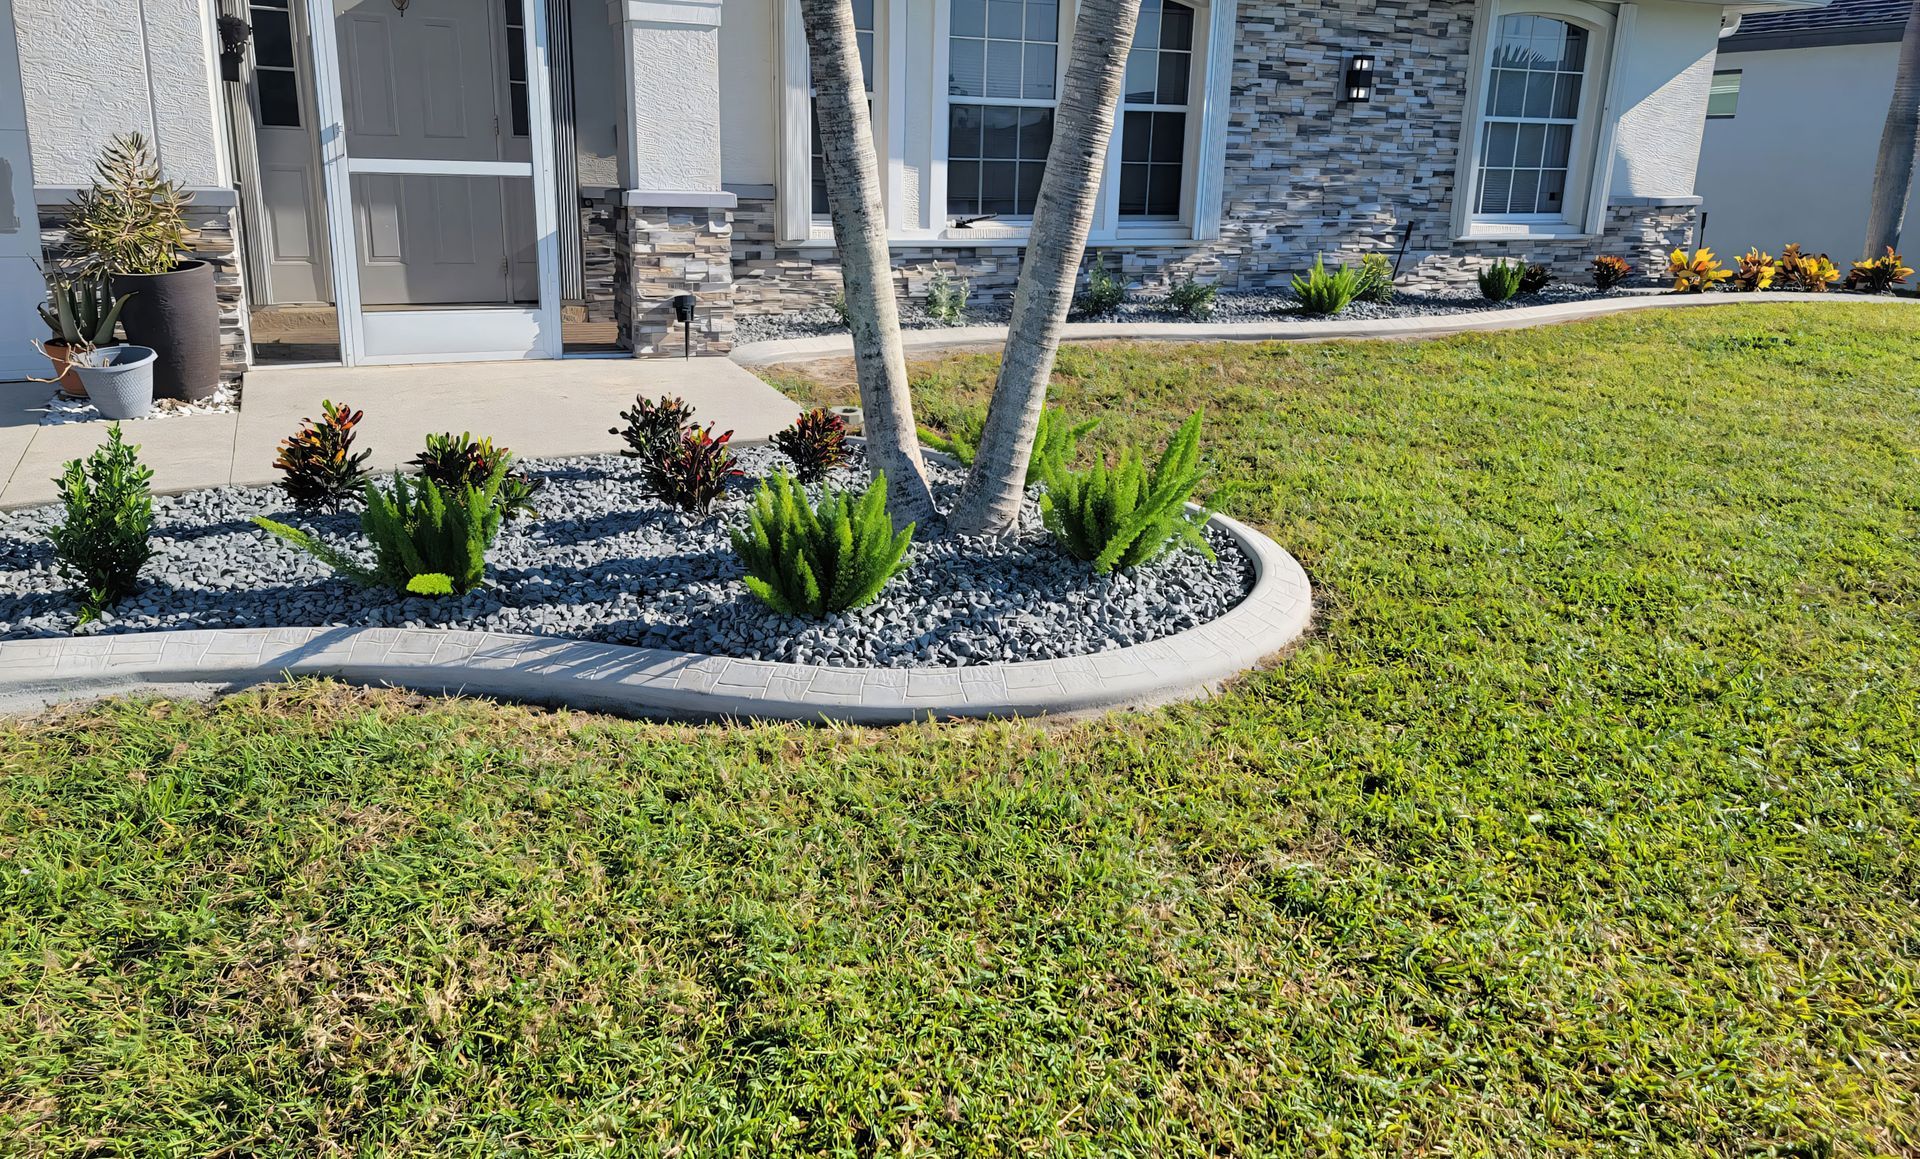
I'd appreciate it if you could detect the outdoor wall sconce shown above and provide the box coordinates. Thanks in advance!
[673,293,697,359]
[1344,54,1376,103]
[391,0,410,14]
[216,15,250,83]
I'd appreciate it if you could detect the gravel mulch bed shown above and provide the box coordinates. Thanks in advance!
[0,446,1253,669]
[735,283,1628,345]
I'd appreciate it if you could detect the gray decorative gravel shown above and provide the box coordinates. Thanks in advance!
[0,446,1253,668]
[734,283,1630,344]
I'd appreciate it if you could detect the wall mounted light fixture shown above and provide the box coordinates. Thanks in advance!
[1344,54,1376,102]
[391,0,410,14]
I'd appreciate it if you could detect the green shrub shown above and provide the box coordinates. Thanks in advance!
[1351,253,1396,304]
[271,399,371,514]
[919,405,1096,488]
[412,431,542,520]
[1167,276,1219,319]
[1290,257,1360,316]
[731,472,915,617]
[1519,262,1553,295]
[1041,410,1214,573]
[49,424,154,622]
[830,291,852,328]
[611,394,694,466]
[644,424,742,516]
[773,407,851,483]
[1073,260,1126,318]
[1478,259,1525,302]
[254,463,509,596]
[924,268,969,325]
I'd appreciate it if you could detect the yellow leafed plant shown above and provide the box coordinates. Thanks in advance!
[1845,247,1914,294]
[1667,247,1731,293]
[1732,248,1777,292]
[1777,243,1841,291]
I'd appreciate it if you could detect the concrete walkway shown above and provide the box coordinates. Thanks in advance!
[0,357,799,510]
[731,289,1918,366]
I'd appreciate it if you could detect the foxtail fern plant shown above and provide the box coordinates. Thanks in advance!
[731,472,915,617]
[1042,410,1213,574]
[920,406,1096,488]
[254,460,509,595]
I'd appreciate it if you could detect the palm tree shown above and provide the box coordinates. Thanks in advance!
[947,0,1146,536]
[1864,0,1920,258]
[801,0,936,523]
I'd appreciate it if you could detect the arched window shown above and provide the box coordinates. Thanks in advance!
[1462,0,1615,235]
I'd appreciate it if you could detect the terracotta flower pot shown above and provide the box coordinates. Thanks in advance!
[42,340,85,397]
[112,259,220,402]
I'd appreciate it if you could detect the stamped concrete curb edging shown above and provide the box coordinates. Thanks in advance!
[0,511,1310,723]
[730,291,1920,367]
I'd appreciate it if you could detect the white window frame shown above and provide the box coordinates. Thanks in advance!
[776,0,1234,248]
[1453,0,1632,242]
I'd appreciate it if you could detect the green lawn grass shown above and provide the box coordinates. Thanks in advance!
[4,302,1918,1156]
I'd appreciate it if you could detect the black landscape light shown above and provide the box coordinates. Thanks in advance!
[673,293,696,359]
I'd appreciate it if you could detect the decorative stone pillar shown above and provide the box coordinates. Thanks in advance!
[607,0,735,357]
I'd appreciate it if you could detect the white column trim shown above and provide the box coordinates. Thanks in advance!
[1192,0,1235,241]
[606,0,724,28]
[775,0,813,244]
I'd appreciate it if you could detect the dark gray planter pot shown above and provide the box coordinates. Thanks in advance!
[112,260,220,402]
[70,345,157,420]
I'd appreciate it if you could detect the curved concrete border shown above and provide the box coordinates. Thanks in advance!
[0,511,1310,723]
[731,291,1918,366]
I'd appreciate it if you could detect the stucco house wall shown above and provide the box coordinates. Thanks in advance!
[1697,39,1920,259]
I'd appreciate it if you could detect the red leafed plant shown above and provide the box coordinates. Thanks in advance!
[772,407,850,483]
[644,423,743,516]
[273,399,371,513]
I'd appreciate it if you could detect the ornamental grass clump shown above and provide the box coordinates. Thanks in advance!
[1590,255,1633,290]
[413,431,543,520]
[1292,257,1361,315]
[611,394,694,465]
[1666,247,1731,293]
[645,424,742,516]
[773,408,850,482]
[49,424,154,623]
[1846,247,1914,294]
[731,472,915,617]
[1776,244,1840,292]
[272,399,371,513]
[1042,410,1213,574]
[1732,248,1778,292]
[1477,259,1526,302]
[254,461,510,596]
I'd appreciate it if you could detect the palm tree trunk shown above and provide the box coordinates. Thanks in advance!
[1864,0,1920,258]
[947,0,1144,536]
[801,0,936,523]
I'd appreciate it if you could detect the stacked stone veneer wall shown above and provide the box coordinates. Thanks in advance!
[38,194,250,389]
[728,0,1698,313]
[577,194,620,325]
[615,200,737,357]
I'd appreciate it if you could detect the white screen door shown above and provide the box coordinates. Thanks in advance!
[307,0,561,364]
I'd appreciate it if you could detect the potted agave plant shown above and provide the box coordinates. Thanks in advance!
[65,132,220,402]
[35,271,132,398]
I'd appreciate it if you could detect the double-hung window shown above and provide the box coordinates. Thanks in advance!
[1461,0,1617,237]
[810,0,877,216]
[946,0,1060,218]
[777,0,1230,244]
[1119,0,1195,219]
